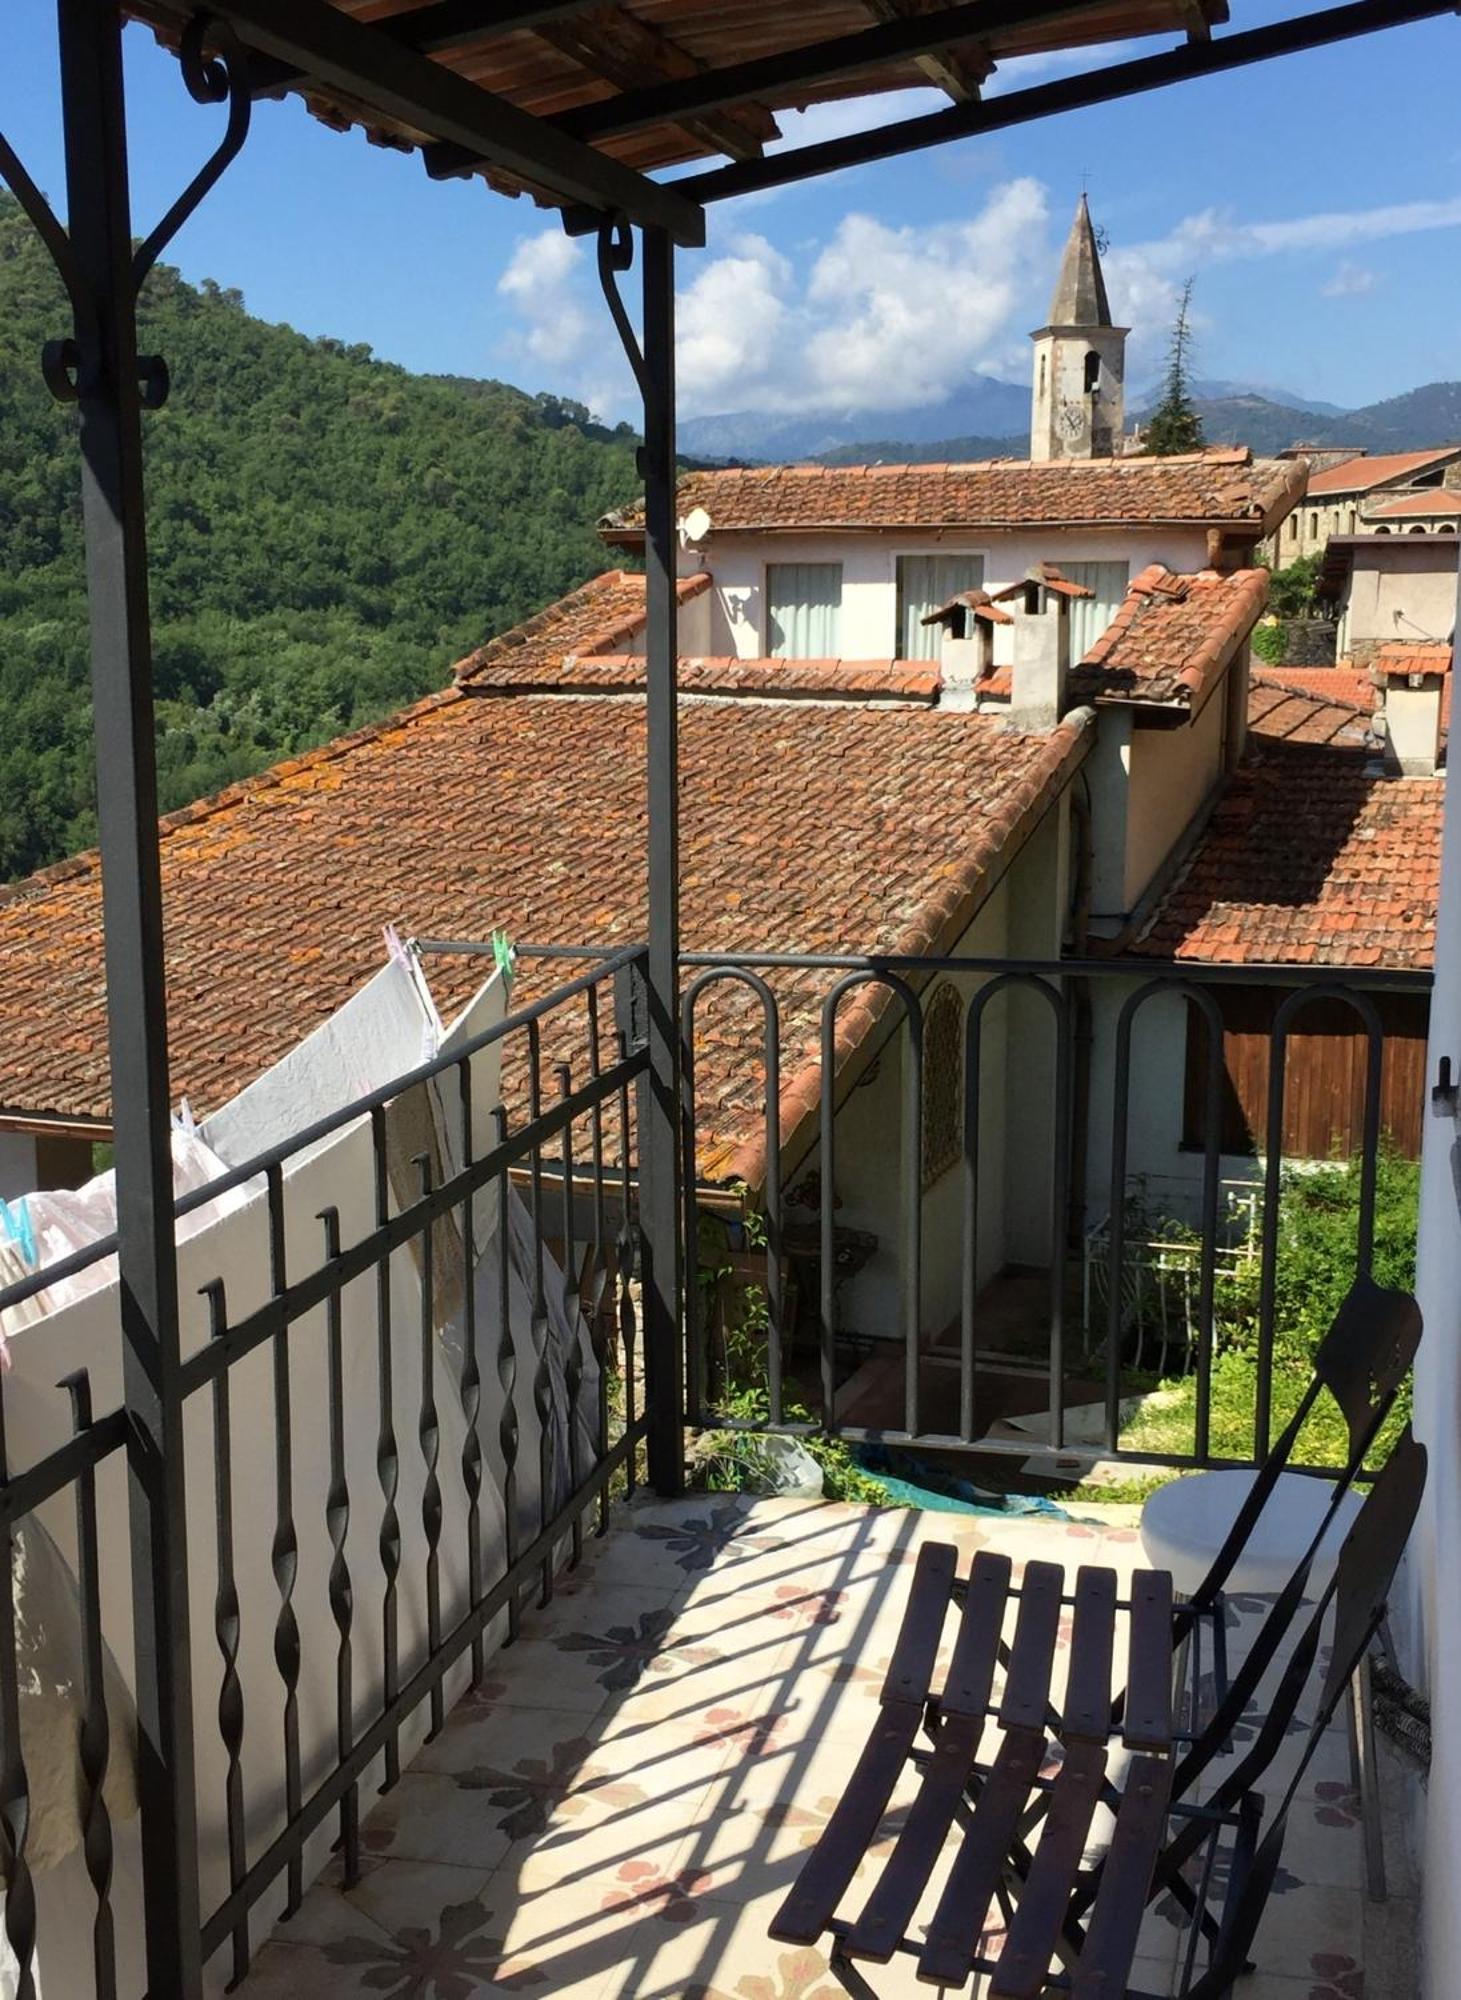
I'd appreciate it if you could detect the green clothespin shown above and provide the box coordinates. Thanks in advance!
[491,929,516,986]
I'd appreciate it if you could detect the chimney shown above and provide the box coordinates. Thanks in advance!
[922,592,1008,711]
[991,566,1090,730]
[1373,643,1450,777]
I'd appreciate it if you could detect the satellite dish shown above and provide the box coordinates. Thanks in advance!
[681,505,712,545]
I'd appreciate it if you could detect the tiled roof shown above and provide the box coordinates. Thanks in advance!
[466,654,943,702]
[1374,641,1452,678]
[1305,449,1461,497]
[1366,491,1461,519]
[1133,734,1440,971]
[452,569,710,686]
[0,626,1092,1188]
[1071,564,1269,707]
[601,451,1304,541]
[1240,676,1376,752]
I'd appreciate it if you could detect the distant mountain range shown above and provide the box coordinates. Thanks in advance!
[677,379,1461,467]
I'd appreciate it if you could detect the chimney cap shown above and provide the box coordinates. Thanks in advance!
[989,562,1095,605]
[920,588,1012,630]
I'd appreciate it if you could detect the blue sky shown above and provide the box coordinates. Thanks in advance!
[4,1,1461,422]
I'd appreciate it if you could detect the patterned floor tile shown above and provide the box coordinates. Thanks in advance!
[236,1495,1371,2000]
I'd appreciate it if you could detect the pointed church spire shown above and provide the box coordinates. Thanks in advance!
[1029,196,1129,461]
[1046,194,1112,329]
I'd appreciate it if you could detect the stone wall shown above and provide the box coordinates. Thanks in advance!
[1280,617,1338,665]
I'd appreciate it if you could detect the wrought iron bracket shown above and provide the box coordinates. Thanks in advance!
[595,215,652,474]
[0,10,251,408]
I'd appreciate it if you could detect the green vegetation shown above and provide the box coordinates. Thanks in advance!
[1266,553,1324,618]
[1251,620,1287,664]
[1112,1149,1418,1481]
[1143,278,1206,458]
[0,190,639,880]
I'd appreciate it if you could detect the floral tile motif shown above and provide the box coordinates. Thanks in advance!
[692,1706,791,1757]
[320,1894,546,1995]
[1310,1949,1364,1998]
[1312,1780,1361,1830]
[453,1733,647,1840]
[600,1858,715,1923]
[557,1605,721,1692]
[634,1500,788,1573]
[1187,1670,1311,1746]
[766,1583,847,1629]
[1154,1838,1303,1928]
[684,1943,842,2000]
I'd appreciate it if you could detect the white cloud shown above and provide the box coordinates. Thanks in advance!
[1104,193,1461,365]
[497,232,593,371]
[493,187,1461,422]
[1323,260,1380,298]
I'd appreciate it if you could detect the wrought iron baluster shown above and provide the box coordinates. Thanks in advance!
[202,1282,248,1984]
[456,1061,486,1686]
[265,1166,303,1915]
[371,1105,402,1790]
[492,1105,522,1642]
[415,1154,445,1739]
[586,986,612,1532]
[61,1369,116,2000]
[615,1028,640,1497]
[0,1348,36,2000]
[318,1208,358,1886]
[527,1023,555,1606]
[681,967,784,1424]
[557,1064,585,1566]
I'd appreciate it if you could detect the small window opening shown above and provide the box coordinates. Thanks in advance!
[1083,350,1101,394]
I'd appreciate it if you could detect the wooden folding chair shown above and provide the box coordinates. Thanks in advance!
[770,1427,1426,1998]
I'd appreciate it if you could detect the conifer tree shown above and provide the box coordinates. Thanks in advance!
[1144,278,1205,456]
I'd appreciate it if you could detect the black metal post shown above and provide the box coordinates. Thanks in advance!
[56,2,203,1989]
[639,224,685,1495]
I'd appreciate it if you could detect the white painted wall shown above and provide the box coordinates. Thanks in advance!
[1409,566,1461,1997]
[790,790,1073,1354]
[1336,541,1459,660]
[1082,975,1259,1235]
[1122,688,1228,912]
[690,529,1211,662]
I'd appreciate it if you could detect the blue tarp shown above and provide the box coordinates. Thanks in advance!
[853,1444,1091,1522]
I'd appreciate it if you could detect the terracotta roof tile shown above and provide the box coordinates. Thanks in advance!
[602,451,1303,541]
[1304,449,1461,497]
[1374,641,1452,678]
[466,654,943,702]
[1133,740,1440,971]
[1366,490,1461,518]
[451,569,711,686]
[1071,564,1269,707]
[0,613,1093,1186]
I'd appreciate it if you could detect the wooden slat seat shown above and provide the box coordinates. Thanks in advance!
[775,1540,1181,1998]
[771,1420,1425,2000]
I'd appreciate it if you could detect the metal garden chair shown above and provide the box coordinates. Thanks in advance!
[1140,1274,1421,1896]
[769,1425,1426,1998]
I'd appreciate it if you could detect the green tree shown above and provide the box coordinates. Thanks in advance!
[1143,277,1205,457]
[0,190,643,879]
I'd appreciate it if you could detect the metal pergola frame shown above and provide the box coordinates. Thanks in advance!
[0,1,1448,1991]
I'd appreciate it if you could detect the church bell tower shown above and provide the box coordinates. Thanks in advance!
[1030,196,1128,462]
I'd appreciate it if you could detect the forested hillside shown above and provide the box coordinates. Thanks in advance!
[0,191,639,880]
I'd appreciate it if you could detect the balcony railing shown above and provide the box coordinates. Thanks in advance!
[679,950,1431,1479]
[0,946,657,1998]
[0,941,1432,1995]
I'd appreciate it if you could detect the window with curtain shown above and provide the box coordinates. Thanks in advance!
[765,563,842,657]
[896,554,986,659]
[1060,559,1130,660]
